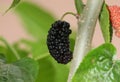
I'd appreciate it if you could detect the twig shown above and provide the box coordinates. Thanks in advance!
[67,0,104,82]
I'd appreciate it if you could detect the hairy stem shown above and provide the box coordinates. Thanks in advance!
[68,0,104,82]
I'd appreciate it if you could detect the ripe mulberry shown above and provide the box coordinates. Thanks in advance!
[47,20,73,64]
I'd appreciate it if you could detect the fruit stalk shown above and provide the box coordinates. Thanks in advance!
[68,0,104,82]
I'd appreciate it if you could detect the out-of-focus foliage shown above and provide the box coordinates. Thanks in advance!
[14,1,76,82]
[0,56,39,82]
[5,0,20,13]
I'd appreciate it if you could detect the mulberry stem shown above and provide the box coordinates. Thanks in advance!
[60,12,79,20]
[67,0,104,82]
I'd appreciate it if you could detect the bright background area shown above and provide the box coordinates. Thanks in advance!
[0,0,120,57]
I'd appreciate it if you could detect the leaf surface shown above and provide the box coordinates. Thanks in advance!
[72,43,120,82]
[75,0,84,14]
[35,56,69,82]
[0,58,39,82]
[99,3,113,43]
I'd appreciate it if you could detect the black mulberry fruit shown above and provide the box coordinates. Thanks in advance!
[47,20,73,64]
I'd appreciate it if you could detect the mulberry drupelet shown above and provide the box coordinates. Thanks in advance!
[47,20,73,64]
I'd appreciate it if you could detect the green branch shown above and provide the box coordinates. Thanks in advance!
[68,0,104,82]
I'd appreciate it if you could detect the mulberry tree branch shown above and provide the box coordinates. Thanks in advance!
[68,0,104,82]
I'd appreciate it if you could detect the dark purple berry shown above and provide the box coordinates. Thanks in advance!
[47,20,73,64]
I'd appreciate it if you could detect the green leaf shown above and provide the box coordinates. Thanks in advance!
[14,58,39,81]
[0,54,6,63]
[0,45,13,63]
[35,57,55,82]
[36,56,69,82]
[72,43,120,82]
[13,39,48,60]
[0,46,7,56]
[0,58,39,82]
[0,37,20,63]
[13,42,29,58]
[15,1,55,39]
[74,0,84,14]
[5,0,20,13]
[99,3,113,43]
[15,1,55,59]
[31,39,48,59]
